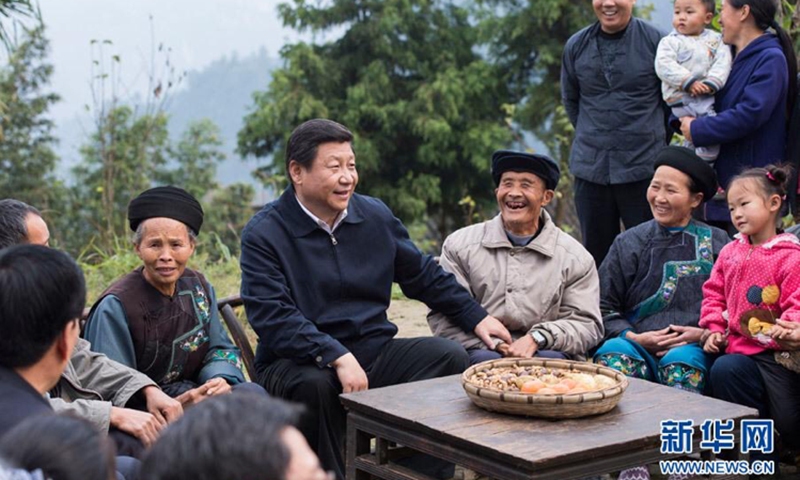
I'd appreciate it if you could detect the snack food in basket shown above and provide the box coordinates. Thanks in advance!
[462,358,628,419]
[467,365,619,395]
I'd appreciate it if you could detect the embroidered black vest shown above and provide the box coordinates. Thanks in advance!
[95,267,214,386]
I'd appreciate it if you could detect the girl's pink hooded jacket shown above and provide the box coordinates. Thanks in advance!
[700,233,800,355]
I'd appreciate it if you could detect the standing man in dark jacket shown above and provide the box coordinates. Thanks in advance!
[240,119,512,479]
[561,0,667,266]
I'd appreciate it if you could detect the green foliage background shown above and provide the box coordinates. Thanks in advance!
[3,0,800,301]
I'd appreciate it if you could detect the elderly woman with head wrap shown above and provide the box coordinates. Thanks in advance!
[85,186,261,406]
[592,147,731,395]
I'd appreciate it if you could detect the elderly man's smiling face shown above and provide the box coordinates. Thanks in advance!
[495,171,554,237]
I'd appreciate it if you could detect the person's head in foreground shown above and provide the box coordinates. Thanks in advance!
[0,415,116,480]
[0,199,49,249]
[648,146,718,229]
[140,393,331,480]
[0,245,85,392]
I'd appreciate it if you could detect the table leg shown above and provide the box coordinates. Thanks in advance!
[346,411,372,480]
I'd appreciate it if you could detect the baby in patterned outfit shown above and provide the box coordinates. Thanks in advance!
[655,0,732,164]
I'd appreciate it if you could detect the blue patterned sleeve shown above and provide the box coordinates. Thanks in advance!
[83,295,138,369]
[198,284,245,385]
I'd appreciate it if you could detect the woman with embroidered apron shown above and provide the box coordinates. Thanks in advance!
[593,147,730,393]
[85,186,263,406]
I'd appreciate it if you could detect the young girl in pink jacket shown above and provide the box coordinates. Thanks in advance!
[700,164,800,462]
[700,165,800,353]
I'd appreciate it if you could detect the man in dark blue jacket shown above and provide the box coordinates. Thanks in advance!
[0,245,84,437]
[240,118,511,479]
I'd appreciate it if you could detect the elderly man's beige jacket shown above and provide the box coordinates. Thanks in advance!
[428,211,603,358]
[49,338,156,432]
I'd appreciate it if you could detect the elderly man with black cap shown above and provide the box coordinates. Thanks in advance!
[85,186,263,409]
[592,146,730,401]
[428,150,603,364]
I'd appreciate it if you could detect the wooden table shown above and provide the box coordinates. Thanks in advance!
[341,375,759,480]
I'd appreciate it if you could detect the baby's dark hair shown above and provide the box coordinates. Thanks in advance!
[729,164,794,207]
[699,0,716,14]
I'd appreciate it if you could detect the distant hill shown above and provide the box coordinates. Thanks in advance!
[166,48,277,186]
[52,49,278,194]
[53,5,671,188]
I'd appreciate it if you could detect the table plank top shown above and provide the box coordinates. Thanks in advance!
[341,375,759,470]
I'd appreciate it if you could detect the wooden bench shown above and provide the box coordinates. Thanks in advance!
[80,294,258,380]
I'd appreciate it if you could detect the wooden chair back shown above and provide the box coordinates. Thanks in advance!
[216,294,257,380]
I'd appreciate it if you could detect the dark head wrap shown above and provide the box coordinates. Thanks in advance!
[491,150,560,190]
[653,146,718,203]
[127,186,204,233]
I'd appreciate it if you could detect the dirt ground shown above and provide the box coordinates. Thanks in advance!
[388,298,431,338]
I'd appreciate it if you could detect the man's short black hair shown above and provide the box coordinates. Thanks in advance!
[141,393,302,480]
[0,199,40,250]
[285,119,354,174]
[0,245,86,368]
[0,415,115,480]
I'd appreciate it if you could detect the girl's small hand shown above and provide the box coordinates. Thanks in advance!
[767,324,789,339]
[680,117,695,143]
[773,320,800,350]
[703,332,726,353]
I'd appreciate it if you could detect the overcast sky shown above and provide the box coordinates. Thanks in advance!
[38,0,296,120]
[34,1,668,123]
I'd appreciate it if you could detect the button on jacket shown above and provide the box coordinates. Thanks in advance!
[562,18,667,185]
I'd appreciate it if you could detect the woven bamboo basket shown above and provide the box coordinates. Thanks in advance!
[462,358,628,419]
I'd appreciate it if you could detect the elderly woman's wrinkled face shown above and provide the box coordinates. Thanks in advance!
[134,217,195,296]
[647,166,703,228]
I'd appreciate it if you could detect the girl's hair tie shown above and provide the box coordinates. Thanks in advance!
[766,171,778,183]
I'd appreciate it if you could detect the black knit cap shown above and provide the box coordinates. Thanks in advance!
[491,150,560,190]
[127,186,204,233]
[653,146,718,203]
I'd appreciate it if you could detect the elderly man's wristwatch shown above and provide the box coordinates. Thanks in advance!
[529,330,547,349]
